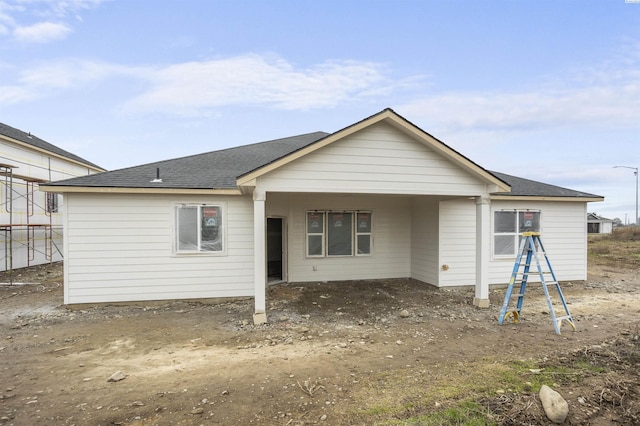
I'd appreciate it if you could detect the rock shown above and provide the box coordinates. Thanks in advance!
[191,407,204,414]
[399,310,410,318]
[107,371,126,382]
[539,385,569,424]
[320,414,327,421]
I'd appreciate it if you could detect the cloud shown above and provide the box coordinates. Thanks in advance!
[0,55,411,113]
[0,58,145,103]
[401,84,639,133]
[121,55,405,115]
[1,0,107,44]
[13,21,71,42]
[401,42,640,133]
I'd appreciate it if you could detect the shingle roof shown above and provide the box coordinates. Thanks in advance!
[588,213,612,222]
[44,131,329,189]
[41,119,602,200]
[0,122,103,170]
[490,171,603,199]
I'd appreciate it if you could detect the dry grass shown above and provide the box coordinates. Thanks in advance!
[588,226,640,268]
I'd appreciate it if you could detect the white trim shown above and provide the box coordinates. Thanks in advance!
[253,191,267,321]
[474,196,490,305]
[0,134,105,173]
[492,208,542,259]
[304,210,373,258]
[43,185,243,195]
[172,202,227,256]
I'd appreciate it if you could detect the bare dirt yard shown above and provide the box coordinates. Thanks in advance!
[1,231,639,425]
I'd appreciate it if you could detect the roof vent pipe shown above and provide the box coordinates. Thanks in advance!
[151,167,162,183]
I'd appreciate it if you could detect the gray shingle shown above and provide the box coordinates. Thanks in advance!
[40,120,602,200]
[45,131,329,189]
[0,122,103,170]
[490,171,603,198]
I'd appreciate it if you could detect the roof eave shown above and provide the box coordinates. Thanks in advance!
[0,134,105,172]
[236,108,511,192]
[42,185,243,195]
[491,195,605,202]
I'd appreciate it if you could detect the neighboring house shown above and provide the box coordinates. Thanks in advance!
[587,213,613,234]
[42,109,603,323]
[0,123,104,273]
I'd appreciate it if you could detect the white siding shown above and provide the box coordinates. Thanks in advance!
[64,193,255,304]
[488,201,588,284]
[410,197,439,285]
[0,139,98,271]
[267,193,412,283]
[258,122,487,196]
[438,199,477,287]
[436,199,589,288]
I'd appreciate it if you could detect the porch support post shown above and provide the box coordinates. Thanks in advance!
[474,196,491,308]
[253,190,267,324]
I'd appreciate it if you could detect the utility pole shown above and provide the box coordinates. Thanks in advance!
[614,166,639,226]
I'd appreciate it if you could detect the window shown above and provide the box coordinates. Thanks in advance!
[356,212,372,255]
[176,205,223,253]
[307,211,324,257]
[494,210,540,256]
[306,211,372,257]
[46,193,59,213]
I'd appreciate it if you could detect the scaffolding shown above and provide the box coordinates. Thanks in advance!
[0,163,62,284]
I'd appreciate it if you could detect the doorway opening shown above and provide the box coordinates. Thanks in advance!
[267,217,285,283]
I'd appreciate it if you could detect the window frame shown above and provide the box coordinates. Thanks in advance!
[306,211,325,258]
[355,211,372,256]
[327,211,354,257]
[493,209,541,258]
[174,203,226,255]
[305,210,372,258]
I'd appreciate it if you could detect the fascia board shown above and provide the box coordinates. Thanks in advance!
[0,135,106,173]
[236,109,510,193]
[236,111,392,186]
[491,195,605,202]
[41,186,243,195]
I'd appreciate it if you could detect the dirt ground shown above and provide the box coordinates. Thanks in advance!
[0,256,638,425]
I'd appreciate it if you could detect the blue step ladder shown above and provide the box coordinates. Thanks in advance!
[498,232,576,335]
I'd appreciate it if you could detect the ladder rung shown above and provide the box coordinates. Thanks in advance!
[499,234,574,335]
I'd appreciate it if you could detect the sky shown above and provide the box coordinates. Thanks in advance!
[0,0,639,223]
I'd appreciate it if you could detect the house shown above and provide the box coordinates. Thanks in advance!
[587,213,613,234]
[0,122,104,273]
[41,109,603,323]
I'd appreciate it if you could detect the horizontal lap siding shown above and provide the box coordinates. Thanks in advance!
[488,201,588,284]
[275,194,411,283]
[438,199,477,287]
[410,198,439,285]
[65,193,254,304]
[259,123,486,196]
[0,141,97,270]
